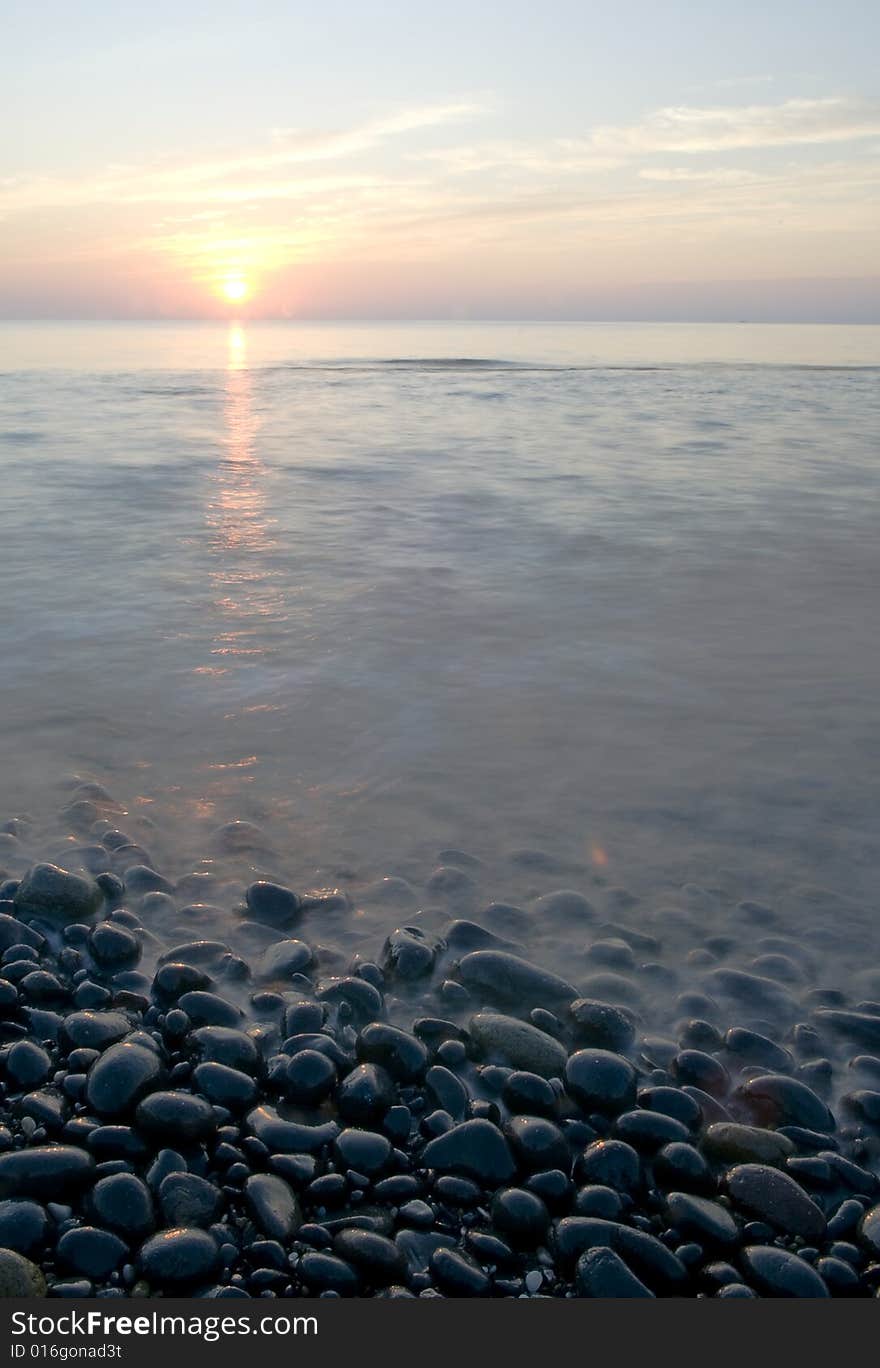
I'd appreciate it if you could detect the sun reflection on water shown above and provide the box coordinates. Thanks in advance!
[203,325,287,671]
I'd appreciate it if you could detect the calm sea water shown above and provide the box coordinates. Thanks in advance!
[1,321,879,1002]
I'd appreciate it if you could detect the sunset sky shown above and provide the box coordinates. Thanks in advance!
[2,0,879,320]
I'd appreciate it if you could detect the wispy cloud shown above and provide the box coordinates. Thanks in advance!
[591,97,880,154]
[639,167,765,184]
[0,101,481,216]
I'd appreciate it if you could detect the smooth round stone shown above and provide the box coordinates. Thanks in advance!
[573,1185,624,1219]
[430,1247,490,1296]
[59,1012,131,1050]
[814,1009,880,1050]
[14,863,101,923]
[502,1071,556,1116]
[336,1064,395,1123]
[455,950,577,1011]
[816,1256,859,1292]
[359,876,417,908]
[299,1251,359,1296]
[158,1174,221,1229]
[739,1245,829,1298]
[334,1128,392,1176]
[724,1027,793,1072]
[284,1002,325,1035]
[212,818,271,857]
[637,1086,701,1129]
[191,1062,257,1110]
[121,866,173,897]
[839,1085,880,1125]
[614,1111,690,1151]
[20,969,66,1001]
[258,939,312,979]
[422,1119,516,1186]
[469,1013,567,1079]
[579,973,640,1006]
[159,940,230,970]
[426,865,475,898]
[0,1249,46,1297]
[666,1192,738,1247]
[138,1228,220,1286]
[333,1229,405,1285]
[725,1164,825,1240]
[89,922,140,968]
[136,1091,216,1144]
[57,1226,128,1279]
[565,1050,637,1115]
[317,976,385,1024]
[381,927,437,980]
[435,1174,481,1206]
[356,1023,428,1082]
[153,963,212,1001]
[569,999,636,1052]
[670,1050,729,1098]
[0,1145,95,1199]
[245,882,301,926]
[177,991,242,1028]
[653,1143,714,1195]
[587,938,635,971]
[504,1116,569,1172]
[187,1026,259,1072]
[701,1123,794,1168]
[577,1140,641,1194]
[491,1187,550,1246]
[245,1174,301,1242]
[576,1247,654,1298]
[738,1074,834,1133]
[0,1199,48,1255]
[284,1050,337,1105]
[679,1017,723,1050]
[424,1065,468,1121]
[5,1039,51,1089]
[86,1041,163,1117]
[533,889,596,921]
[91,1173,155,1238]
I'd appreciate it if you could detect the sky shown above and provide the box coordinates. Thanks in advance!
[1,0,879,320]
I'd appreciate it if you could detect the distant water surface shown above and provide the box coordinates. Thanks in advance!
[1,321,878,992]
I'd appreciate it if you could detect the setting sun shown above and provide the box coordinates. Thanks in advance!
[220,276,249,303]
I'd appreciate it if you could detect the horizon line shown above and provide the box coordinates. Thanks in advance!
[2,315,879,326]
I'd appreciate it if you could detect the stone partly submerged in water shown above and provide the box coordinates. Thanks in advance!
[14,863,102,923]
[245,882,301,927]
[454,950,578,1011]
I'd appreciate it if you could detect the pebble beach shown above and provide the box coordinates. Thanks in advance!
[1,778,880,1300]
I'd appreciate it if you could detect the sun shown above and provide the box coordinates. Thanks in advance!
[219,276,249,303]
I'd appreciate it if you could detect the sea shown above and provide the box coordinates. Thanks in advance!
[1,320,879,1017]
